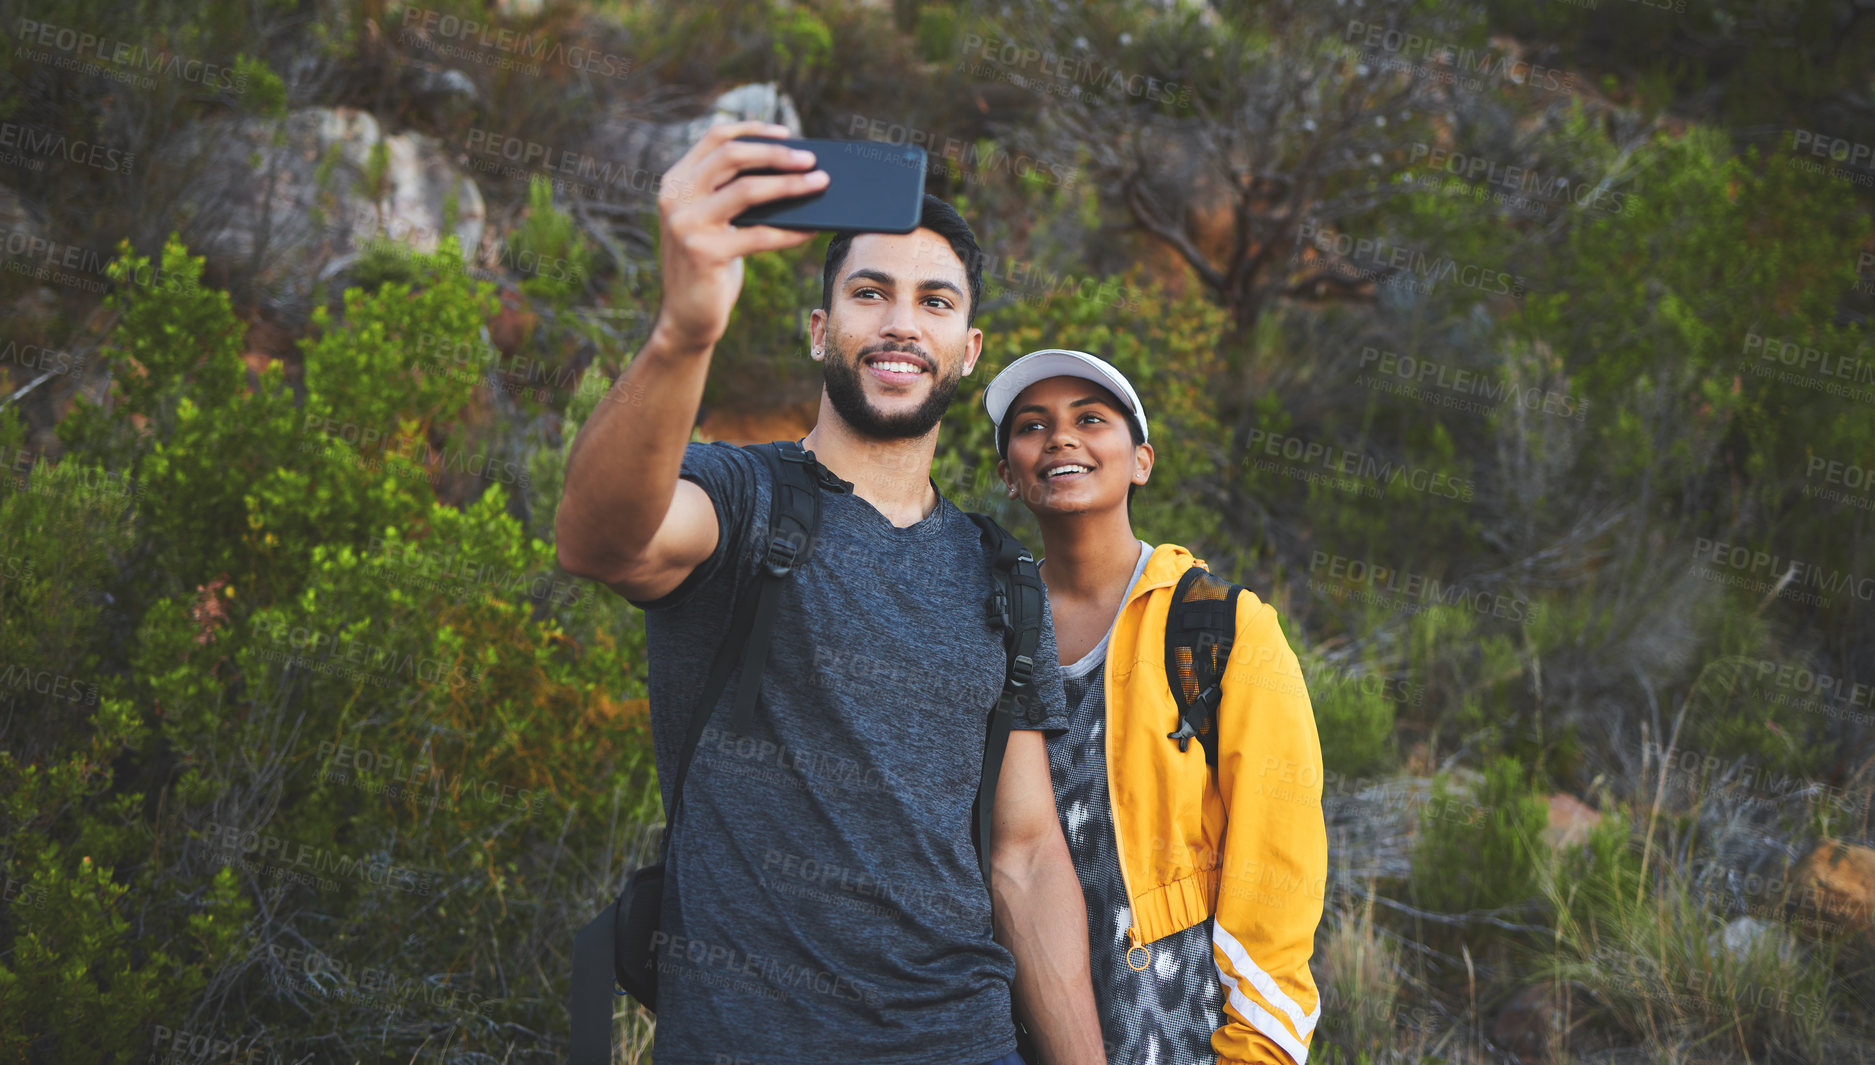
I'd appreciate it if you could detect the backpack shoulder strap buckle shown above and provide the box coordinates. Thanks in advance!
[1009,652,1034,689]
[764,534,802,578]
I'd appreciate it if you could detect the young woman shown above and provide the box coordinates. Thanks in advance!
[984,349,1328,1065]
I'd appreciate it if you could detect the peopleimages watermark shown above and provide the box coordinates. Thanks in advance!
[844,114,1081,189]
[0,341,88,380]
[1786,128,1875,188]
[1309,550,1542,623]
[980,253,1147,312]
[249,616,489,691]
[1356,346,1587,422]
[693,721,911,798]
[366,533,596,619]
[1738,329,1875,409]
[415,331,598,399]
[0,226,202,296]
[891,230,1139,312]
[1692,856,1868,934]
[260,943,497,1019]
[1403,143,1637,217]
[150,1024,293,1065]
[1741,331,1875,385]
[14,18,249,94]
[0,662,100,705]
[1243,428,1476,503]
[0,122,135,177]
[1726,654,1875,727]
[1688,536,1875,606]
[649,929,884,1007]
[462,128,693,201]
[0,444,145,508]
[1293,219,1529,300]
[1340,20,1582,96]
[2,874,49,916]
[1546,0,1687,13]
[201,821,444,895]
[954,33,1192,107]
[1643,741,1865,815]
[1803,455,1875,513]
[1115,639,1424,720]
[315,740,548,813]
[397,4,633,79]
[298,413,530,489]
[761,847,987,923]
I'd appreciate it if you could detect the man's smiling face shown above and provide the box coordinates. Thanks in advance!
[811,229,983,440]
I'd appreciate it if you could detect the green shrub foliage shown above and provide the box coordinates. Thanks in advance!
[4,236,650,1058]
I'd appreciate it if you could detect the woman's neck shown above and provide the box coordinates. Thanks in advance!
[1036,507,1143,603]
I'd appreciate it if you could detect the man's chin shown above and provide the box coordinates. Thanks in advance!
[861,391,938,422]
[823,355,960,440]
[851,406,947,440]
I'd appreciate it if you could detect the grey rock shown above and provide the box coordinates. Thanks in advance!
[1705,915,1800,966]
[583,82,803,202]
[159,106,485,323]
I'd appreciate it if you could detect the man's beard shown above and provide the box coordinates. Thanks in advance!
[822,339,964,440]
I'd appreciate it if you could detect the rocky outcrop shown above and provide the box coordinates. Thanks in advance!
[159,107,485,324]
[1793,837,1875,943]
[582,82,802,203]
[1705,915,1800,966]
[1542,793,1602,850]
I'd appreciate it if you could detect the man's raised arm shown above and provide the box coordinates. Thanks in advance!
[554,121,827,602]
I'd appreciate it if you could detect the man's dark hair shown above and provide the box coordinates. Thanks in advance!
[821,194,983,325]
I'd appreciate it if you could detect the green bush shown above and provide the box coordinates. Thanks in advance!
[6,234,655,1059]
[1307,661,1397,781]
[1410,756,1549,915]
[511,176,597,307]
[0,404,253,1062]
[1540,811,1837,1062]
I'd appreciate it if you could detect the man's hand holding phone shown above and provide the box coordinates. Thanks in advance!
[650,121,826,357]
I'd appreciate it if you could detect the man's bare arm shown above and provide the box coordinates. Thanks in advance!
[554,121,827,601]
[990,730,1107,1065]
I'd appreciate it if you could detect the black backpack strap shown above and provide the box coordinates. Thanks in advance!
[724,440,829,736]
[966,512,1044,884]
[1163,565,1242,767]
[571,900,617,1063]
[571,440,840,1064]
[671,440,836,823]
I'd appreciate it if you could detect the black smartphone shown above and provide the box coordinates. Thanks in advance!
[730,136,926,233]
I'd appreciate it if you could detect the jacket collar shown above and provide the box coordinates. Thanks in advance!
[1124,542,1200,605]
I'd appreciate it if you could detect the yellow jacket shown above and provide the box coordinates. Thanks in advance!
[1105,544,1327,1065]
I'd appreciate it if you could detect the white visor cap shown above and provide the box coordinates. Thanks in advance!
[984,348,1148,457]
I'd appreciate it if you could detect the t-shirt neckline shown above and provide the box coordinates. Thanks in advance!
[1060,539,1153,678]
[833,476,952,539]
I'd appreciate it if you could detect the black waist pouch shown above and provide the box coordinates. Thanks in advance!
[612,859,665,1009]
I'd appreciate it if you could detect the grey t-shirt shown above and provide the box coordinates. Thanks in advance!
[632,441,1069,1065]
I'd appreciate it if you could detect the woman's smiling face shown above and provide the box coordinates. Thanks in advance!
[1000,375,1151,515]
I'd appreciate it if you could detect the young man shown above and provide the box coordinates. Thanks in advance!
[985,349,1328,1065]
[555,123,1105,1065]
